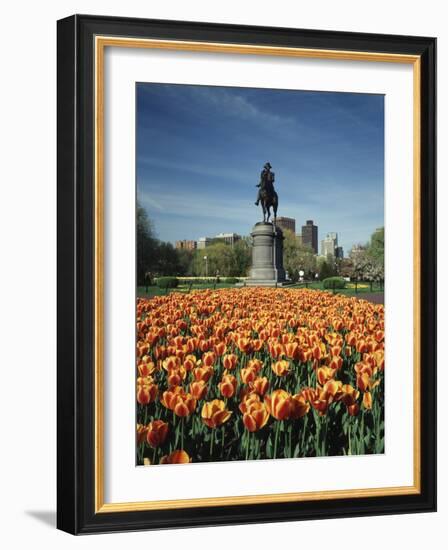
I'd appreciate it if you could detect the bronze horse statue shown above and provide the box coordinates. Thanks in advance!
[255,162,278,223]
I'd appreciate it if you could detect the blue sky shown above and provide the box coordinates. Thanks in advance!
[136,83,384,253]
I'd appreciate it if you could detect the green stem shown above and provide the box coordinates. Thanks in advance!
[210,429,214,458]
[221,426,225,456]
[273,421,281,459]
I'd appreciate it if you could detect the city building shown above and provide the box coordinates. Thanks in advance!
[296,234,303,246]
[335,246,344,259]
[175,240,197,250]
[275,216,296,234]
[213,232,241,247]
[197,237,212,249]
[301,220,318,254]
[321,232,338,258]
[197,233,242,249]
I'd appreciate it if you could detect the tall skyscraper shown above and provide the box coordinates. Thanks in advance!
[321,232,338,257]
[301,220,318,254]
[275,216,296,234]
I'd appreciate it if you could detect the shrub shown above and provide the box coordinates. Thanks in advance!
[156,276,179,289]
[322,277,346,290]
[224,277,239,284]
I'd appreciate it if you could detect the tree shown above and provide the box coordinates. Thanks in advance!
[366,227,385,281]
[369,227,384,265]
[232,239,251,277]
[176,248,194,276]
[136,202,158,285]
[156,242,182,276]
[317,258,336,280]
[283,230,316,281]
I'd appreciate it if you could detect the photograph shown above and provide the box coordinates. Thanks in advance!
[135,83,385,466]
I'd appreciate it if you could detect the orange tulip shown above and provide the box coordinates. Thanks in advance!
[173,394,196,417]
[146,420,169,448]
[265,389,292,420]
[218,374,237,398]
[166,366,187,387]
[214,342,227,356]
[222,353,238,370]
[363,391,373,409]
[202,351,216,367]
[201,399,232,428]
[242,400,270,432]
[138,361,156,377]
[268,341,284,359]
[237,337,253,354]
[137,379,158,405]
[161,387,197,417]
[193,365,213,383]
[290,393,310,418]
[247,358,263,373]
[356,372,371,392]
[348,403,360,416]
[328,355,343,370]
[162,355,180,371]
[160,450,191,464]
[183,354,197,371]
[239,392,262,414]
[341,384,360,407]
[317,366,334,385]
[250,376,269,396]
[189,380,208,400]
[137,423,148,445]
[271,360,290,377]
[285,342,301,361]
[240,366,257,384]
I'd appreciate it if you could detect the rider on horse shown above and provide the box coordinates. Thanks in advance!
[255,162,275,205]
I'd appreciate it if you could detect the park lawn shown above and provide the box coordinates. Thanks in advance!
[137,281,384,299]
[290,281,384,297]
[137,282,236,298]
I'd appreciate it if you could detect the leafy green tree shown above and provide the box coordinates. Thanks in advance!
[191,243,236,277]
[136,202,158,285]
[175,248,194,276]
[369,227,384,265]
[366,227,385,281]
[156,242,182,276]
[318,259,336,280]
[283,229,316,281]
[232,239,251,277]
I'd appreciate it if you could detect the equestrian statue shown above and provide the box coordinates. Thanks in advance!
[255,162,278,223]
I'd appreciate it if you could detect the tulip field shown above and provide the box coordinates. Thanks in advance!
[136,288,384,465]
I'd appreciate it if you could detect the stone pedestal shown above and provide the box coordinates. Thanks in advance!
[242,222,291,287]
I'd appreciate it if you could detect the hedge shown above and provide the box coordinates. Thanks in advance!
[156,276,179,289]
[322,276,346,290]
[224,277,239,284]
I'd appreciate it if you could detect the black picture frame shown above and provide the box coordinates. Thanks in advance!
[57,14,436,535]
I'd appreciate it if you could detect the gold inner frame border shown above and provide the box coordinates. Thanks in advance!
[94,36,421,513]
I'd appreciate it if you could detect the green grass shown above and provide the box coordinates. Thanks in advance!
[137,282,236,298]
[137,281,384,299]
[291,281,384,297]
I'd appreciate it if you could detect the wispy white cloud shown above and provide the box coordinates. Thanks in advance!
[137,156,253,186]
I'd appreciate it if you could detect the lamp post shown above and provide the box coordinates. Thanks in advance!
[203,255,208,278]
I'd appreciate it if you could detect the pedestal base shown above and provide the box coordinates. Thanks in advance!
[241,221,292,287]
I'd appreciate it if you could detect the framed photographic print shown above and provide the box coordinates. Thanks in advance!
[57,14,436,534]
